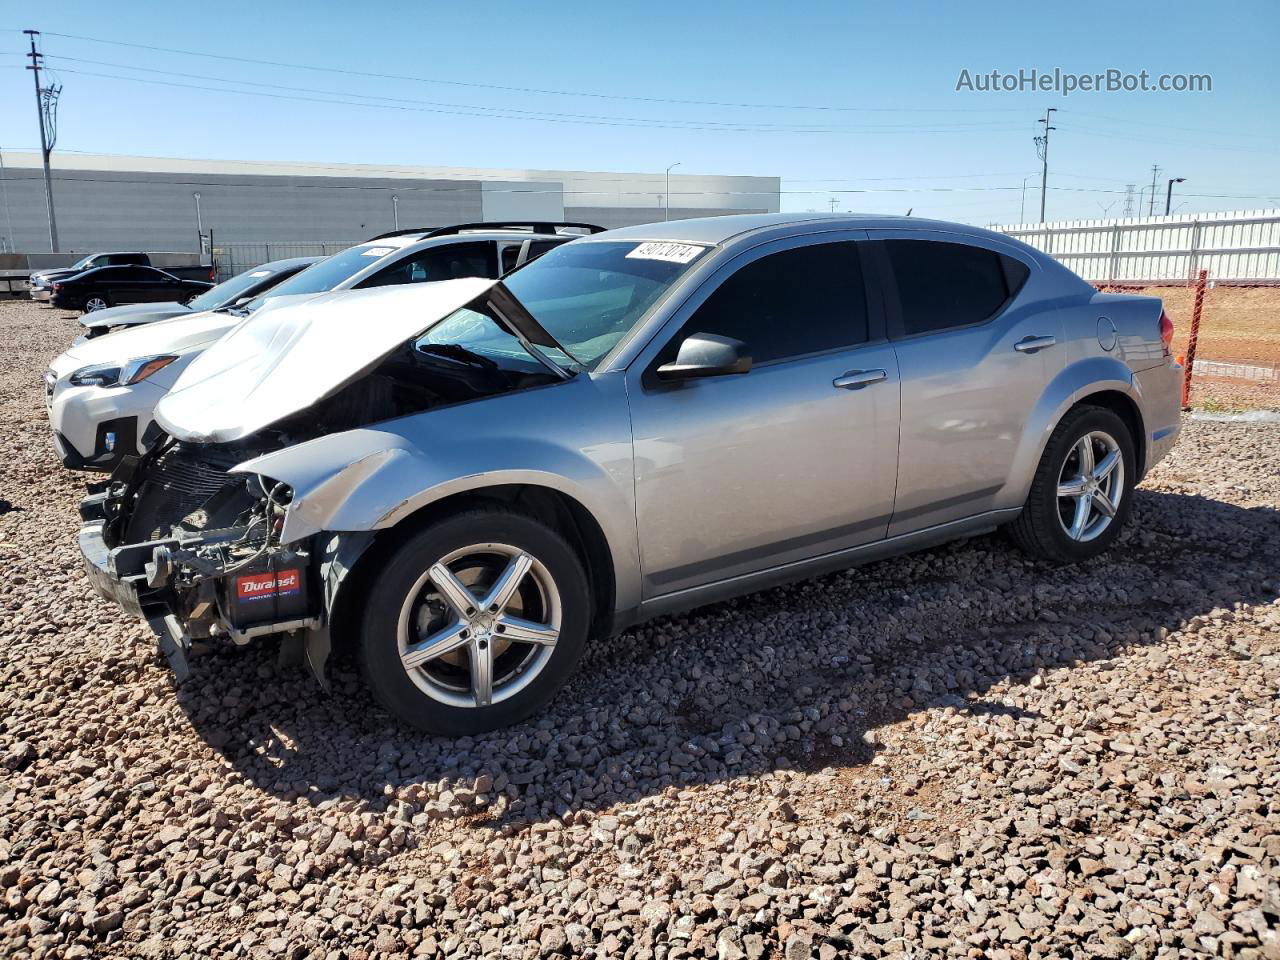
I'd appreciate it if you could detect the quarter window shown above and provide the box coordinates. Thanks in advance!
[670,242,869,366]
[883,239,1028,336]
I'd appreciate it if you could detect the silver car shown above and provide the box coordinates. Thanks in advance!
[78,214,1182,734]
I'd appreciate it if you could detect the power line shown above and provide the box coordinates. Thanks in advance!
[28,29,1029,115]
[12,66,1037,136]
[36,55,1029,133]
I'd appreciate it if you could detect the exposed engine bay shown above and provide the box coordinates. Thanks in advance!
[82,337,562,681]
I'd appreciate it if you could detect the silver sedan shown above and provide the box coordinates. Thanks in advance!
[79,214,1182,733]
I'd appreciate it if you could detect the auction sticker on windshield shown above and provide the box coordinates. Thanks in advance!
[625,242,705,264]
[362,247,396,257]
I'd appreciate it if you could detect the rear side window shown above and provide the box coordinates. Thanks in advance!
[360,241,496,288]
[883,239,1028,336]
[671,242,869,366]
[111,254,148,266]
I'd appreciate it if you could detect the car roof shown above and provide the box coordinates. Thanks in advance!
[591,212,1020,248]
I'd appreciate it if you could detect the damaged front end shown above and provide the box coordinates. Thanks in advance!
[78,437,364,686]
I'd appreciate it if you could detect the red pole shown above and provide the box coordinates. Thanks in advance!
[1181,269,1208,409]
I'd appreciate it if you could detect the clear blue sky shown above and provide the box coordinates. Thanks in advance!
[2,0,1277,225]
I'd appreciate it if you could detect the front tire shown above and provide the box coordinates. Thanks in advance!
[359,508,591,734]
[1009,405,1136,562]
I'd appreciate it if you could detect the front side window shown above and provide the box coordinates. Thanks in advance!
[662,241,869,366]
[883,239,1028,336]
[360,241,495,288]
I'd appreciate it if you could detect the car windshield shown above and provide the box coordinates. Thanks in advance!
[186,266,282,312]
[496,239,708,370]
[70,255,96,271]
[241,244,397,309]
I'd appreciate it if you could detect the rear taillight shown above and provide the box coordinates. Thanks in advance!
[208,267,216,282]
[1158,309,1174,355]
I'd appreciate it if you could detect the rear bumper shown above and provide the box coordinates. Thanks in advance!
[1135,359,1183,475]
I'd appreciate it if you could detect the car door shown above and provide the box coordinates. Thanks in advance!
[107,265,153,303]
[120,266,173,302]
[625,233,901,598]
[867,230,1063,536]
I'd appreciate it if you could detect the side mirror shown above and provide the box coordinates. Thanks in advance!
[655,332,752,381]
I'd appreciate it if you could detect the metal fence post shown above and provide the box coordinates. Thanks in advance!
[1181,269,1209,409]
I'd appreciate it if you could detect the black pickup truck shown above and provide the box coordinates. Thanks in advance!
[30,252,215,301]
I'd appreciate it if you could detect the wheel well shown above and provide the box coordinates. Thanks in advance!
[328,485,616,657]
[1072,389,1146,476]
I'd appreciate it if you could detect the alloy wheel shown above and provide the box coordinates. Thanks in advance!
[395,543,561,708]
[85,297,108,312]
[1055,430,1125,542]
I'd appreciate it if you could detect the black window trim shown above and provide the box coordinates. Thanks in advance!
[868,235,1034,343]
[639,233,888,389]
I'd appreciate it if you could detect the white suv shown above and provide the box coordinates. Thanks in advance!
[45,222,600,470]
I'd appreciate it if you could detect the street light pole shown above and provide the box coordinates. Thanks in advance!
[664,162,681,221]
[0,147,14,253]
[1020,175,1034,223]
[392,194,400,229]
[192,192,203,253]
[1164,178,1185,216]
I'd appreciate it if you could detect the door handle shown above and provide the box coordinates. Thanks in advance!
[1014,335,1057,353]
[833,368,887,390]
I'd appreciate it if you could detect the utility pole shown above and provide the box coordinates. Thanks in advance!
[1033,108,1056,223]
[828,197,838,213]
[24,29,60,252]
[1122,184,1136,218]
[1147,164,1160,217]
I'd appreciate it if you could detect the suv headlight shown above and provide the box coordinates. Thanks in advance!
[69,355,179,388]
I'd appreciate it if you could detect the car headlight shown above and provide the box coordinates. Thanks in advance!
[68,355,178,388]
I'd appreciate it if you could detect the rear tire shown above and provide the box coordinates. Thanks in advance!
[82,295,110,313]
[359,508,591,734]
[1009,405,1136,562]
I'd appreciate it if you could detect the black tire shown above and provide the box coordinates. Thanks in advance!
[359,508,591,734]
[1008,405,1136,562]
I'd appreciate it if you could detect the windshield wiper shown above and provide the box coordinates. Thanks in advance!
[214,304,250,317]
[416,342,500,370]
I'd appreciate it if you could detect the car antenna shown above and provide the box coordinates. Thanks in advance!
[905,208,913,216]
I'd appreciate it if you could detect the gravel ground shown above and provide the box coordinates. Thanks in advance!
[2,297,1279,960]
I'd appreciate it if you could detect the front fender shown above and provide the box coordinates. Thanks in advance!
[231,374,641,612]
[1001,354,1140,508]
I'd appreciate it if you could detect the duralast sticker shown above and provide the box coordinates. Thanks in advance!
[625,242,705,264]
[236,569,301,602]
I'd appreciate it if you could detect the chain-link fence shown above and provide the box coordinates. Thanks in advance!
[213,240,359,280]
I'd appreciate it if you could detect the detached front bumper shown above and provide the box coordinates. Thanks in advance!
[78,497,194,679]
[31,286,51,301]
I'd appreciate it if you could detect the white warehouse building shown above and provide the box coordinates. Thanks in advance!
[0,151,781,258]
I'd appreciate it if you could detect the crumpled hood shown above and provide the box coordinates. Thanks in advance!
[154,278,496,444]
[50,309,244,379]
[80,301,190,330]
